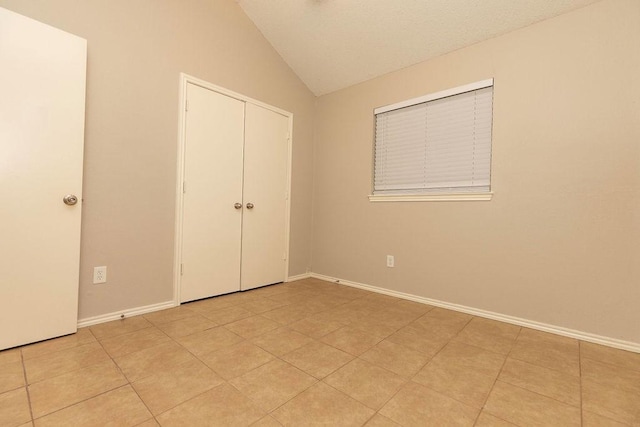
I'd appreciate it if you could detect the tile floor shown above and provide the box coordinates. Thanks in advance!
[1,278,639,426]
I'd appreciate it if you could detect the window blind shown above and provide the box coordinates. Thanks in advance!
[374,82,493,195]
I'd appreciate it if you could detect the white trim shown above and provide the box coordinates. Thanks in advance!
[309,273,640,354]
[286,273,312,282]
[77,300,176,328]
[374,78,494,115]
[369,192,493,202]
[173,73,293,305]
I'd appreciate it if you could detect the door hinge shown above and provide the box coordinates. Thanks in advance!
[283,252,287,261]
[182,181,186,193]
[287,132,291,142]
[185,100,189,112]
[180,264,184,275]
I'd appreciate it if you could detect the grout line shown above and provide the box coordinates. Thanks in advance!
[20,349,35,425]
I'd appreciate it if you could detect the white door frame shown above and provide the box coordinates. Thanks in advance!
[173,73,293,305]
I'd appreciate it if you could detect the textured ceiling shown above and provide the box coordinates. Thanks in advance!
[236,0,600,95]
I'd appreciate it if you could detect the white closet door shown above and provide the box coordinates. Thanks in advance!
[0,8,86,350]
[241,103,289,290]
[180,84,244,302]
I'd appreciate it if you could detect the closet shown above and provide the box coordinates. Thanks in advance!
[177,80,291,303]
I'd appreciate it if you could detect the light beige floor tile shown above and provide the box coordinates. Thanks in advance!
[474,412,517,426]
[250,327,312,356]
[582,410,629,426]
[581,357,640,394]
[225,315,280,339]
[201,341,275,380]
[0,360,25,394]
[142,306,195,325]
[409,308,473,335]
[0,387,31,427]
[24,342,110,384]
[282,340,354,379]
[155,314,216,339]
[185,295,240,313]
[251,415,282,426]
[272,382,374,426]
[288,314,345,339]
[386,325,450,358]
[89,316,153,340]
[453,317,520,355]
[34,385,151,427]
[100,327,171,358]
[200,305,255,325]
[361,339,431,378]
[364,414,401,426]
[321,326,382,356]
[174,326,243,356]
[260,305,311,325]
[391,299,434,316]
[229,359,316,412]
[114,341,198,382]
[21,328,96,361]
[581,341,640,372]
[360,293,400,307]
[240,298,290,314]
[413,341,504,408]
[379,381,478,426]
[156,383,265,426]
[499,358,580,406]
[265,290,319,305]
[29,360,127,418]
[484,381,581,427]
[135,419,159,427]
[0,348,22,365]
[132,358,223,415]
[324,358,406,410]
[17,422,33,427]
[509,328,580,377]
[213,291,263,305]
[349,317,400,340]
[247,284,294,298]
[582,377,640,425]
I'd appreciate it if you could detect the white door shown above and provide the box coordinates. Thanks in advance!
[180,83,245,302]
[0,8,87,350]
[241,104,289,290]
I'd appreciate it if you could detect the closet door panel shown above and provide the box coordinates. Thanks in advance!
[241,104,289,290]
[181,84,244,302]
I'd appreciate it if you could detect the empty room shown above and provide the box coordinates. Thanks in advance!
[1,0,639,425]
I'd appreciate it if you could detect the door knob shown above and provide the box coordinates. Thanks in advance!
[63,194,78,206]
[234,203,242,209]
[246,203,254,209]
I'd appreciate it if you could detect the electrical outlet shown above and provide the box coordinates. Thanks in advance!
[93,266,107,284]
[386,255,395,268]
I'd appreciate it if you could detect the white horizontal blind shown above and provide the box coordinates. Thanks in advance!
[374,84,493,195]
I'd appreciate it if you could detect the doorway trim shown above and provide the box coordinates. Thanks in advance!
[173,73,293,305]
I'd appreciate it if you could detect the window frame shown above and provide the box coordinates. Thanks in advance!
[369,79,494,202]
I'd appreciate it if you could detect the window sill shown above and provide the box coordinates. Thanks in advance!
[368,192,493,202]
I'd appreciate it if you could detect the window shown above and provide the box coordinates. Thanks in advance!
[371,79,494,202]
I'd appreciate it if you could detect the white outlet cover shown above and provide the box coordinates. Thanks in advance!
[93,266,107,284]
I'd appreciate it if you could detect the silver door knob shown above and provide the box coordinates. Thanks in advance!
[246,203,254,209]
[234,203,242,209]
[63,194,78,206]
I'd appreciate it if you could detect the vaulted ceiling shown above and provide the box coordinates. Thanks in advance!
[236,0,600,95]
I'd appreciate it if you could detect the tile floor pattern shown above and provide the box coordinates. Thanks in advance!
[1,278,639,426]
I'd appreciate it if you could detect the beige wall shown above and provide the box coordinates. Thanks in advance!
[313,0,640,343]
[0,0,316,319]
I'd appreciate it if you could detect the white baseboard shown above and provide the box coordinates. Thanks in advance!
[77,300,177,328]
[286,273,312,282]
[310,273,640,354]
